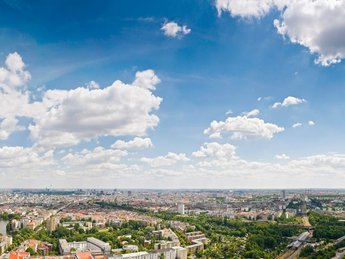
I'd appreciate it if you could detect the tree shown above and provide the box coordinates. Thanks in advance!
[300,245,314,257]
[26,247,36,255]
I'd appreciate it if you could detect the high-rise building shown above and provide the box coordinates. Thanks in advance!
[177,203,185,215]
[281,190,286,200]
[46,216,59,232]
[299,201,307,215]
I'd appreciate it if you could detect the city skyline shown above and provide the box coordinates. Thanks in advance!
[1,0,345,188]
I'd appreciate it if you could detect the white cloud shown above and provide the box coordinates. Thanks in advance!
[61,147,127,166]
[225,109,233,115]
[0,146,55,176]
[0,53,163,147]
[274,0,345,66]
[161,21,191,38]
[86,80,100,90]
[272,96,306,108]
[3,141,345,188]
[1,53,342,188]
[56,146,142,179]
[58,151,345,188]
[141,152,189,167]
[0,53,33,139]
[192,142,237,160]
[0,118,21,140]
[257,96,272,102]
[216,0,345,66]
[111,137,153,150]
[292,122,302,128]
[132,69,161,90]
[5,52,25,71]
[215,0,274,18]
[275,153,290,160]
[204,115,284,140]
[288,153,345,170]
[242,109,260,117]
[0,52,31,89]
[28,70,162,148]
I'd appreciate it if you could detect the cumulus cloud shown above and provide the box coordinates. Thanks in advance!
[0,53,163,147]
[0,53,33,139]
[61,147,127,166]
[274,0,345,66]
[69,151,345,187]
[275,153,290,160]
[1,53,341,188]
[0,52,31,89]
[242,109,260,117]
[56,146,142,179]
[141,152,189,167]
[204,115,284,140]
[192,142,237,159]
[215,0,274,18]
[292,122,302,128]
[0,118,21,140]
[132,69,161,90]
[161,21,191,38]
[0,146,56,178]
[308,120,315,126]
[288,153,345,170]
[216,0,345,66]
[86,80,100,90]
[111,137,153,150]
[272,96,306,108]
[28,70,162,148]
[3,140,345,188]
[199,152,345,186]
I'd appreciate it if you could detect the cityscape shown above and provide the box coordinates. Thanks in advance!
[1,0,345,258]
[0,189,345,258]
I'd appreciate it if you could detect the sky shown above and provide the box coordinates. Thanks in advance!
[1,0,345,189]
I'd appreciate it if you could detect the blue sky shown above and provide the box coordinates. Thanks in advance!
[1,0,345,188]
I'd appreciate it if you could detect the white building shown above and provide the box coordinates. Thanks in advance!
[177,203,185,215]
[110,247,187,259]
[59,237,111,255]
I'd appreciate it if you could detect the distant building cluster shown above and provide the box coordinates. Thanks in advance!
[2,189,345,259]
[0,236,12,254]
[58,236,188,259]
[59,238,111,256]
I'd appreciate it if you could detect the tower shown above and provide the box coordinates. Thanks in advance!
[177,203,185,214]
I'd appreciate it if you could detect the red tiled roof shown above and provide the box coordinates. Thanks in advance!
[9,251,30,259]
[75,252,93,259]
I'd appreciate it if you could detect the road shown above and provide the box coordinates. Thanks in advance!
[277,248,301,259]
[276,216,313,259]
[301,216,311,228]
[332,251,345,259]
